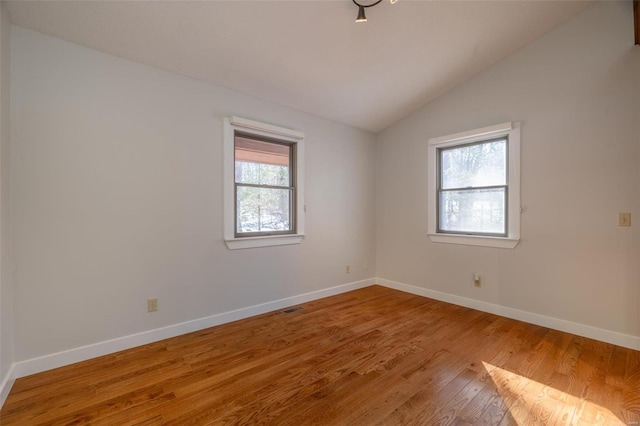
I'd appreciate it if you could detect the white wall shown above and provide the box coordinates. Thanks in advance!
[10,26,376,363]
[0,0,13,402]
[376,1,640,343]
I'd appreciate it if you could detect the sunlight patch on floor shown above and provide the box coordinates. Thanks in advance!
[482,361,624,425]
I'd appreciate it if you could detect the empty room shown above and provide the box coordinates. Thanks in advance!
[0,0,638,424]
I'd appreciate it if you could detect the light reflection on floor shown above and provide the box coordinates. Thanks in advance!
[482,361,625,425]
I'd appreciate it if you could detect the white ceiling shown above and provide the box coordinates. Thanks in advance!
[6,0,593,133]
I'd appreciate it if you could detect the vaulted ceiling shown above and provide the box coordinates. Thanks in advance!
[6,0,593,133]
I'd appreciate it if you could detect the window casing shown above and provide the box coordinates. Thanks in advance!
[428,122,520,249]
[224,117,304,249]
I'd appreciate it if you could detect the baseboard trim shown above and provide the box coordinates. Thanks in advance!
[377,278,640,351]
[0,363,15,408]
[13,278,376,379]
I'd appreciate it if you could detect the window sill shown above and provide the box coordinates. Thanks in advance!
[225,234,305,250]
[428,233,519,249]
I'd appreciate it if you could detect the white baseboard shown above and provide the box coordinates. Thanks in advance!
[12,278,376,380]
[0,363,15,408]
[377,278,640,351]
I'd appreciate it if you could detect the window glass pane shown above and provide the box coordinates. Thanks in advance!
[237,186,291,233]
[441,139,506,189]
[235,136,290,186]
[235,161,290,187]
[439,188,506,234]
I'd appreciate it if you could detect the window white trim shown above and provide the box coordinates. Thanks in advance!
[428,122,513,146]
[224,117,305,249]
[427,122,521,249]
[229,116,305,140]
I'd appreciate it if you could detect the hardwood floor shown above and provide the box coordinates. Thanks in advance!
[1,285,639,425]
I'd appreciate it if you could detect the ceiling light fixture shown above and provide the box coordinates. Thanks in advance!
[353,0,397,23]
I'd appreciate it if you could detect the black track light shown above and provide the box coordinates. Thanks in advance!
[352,0,397,23]
[356,6,367,23]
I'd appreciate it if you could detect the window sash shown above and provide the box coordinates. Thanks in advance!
[437,187,508,236]
[234,133,296,238]
[436,138,509,237]
[234,185,295,237]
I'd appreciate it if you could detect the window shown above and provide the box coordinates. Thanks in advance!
[235,135,295,236]
[428,122,520,249]
[438,138,507,236]
[224,117,305,249]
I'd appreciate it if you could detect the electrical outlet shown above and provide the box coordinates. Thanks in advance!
[147,298,158,312]
[345,265,350,274]
[618,212,631,227]
[363,261,368,271]
[473,274,481,287]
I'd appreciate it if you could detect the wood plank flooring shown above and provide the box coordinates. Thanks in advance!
[1,285,639,425]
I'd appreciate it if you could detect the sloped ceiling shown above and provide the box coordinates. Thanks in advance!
[6,0,593,133]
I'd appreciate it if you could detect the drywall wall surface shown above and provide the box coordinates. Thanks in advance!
[11,26,376,361]
[0,1,13,386]
[376,1,640,339]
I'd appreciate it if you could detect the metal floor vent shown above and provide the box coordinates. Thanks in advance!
[282,306,304,314]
